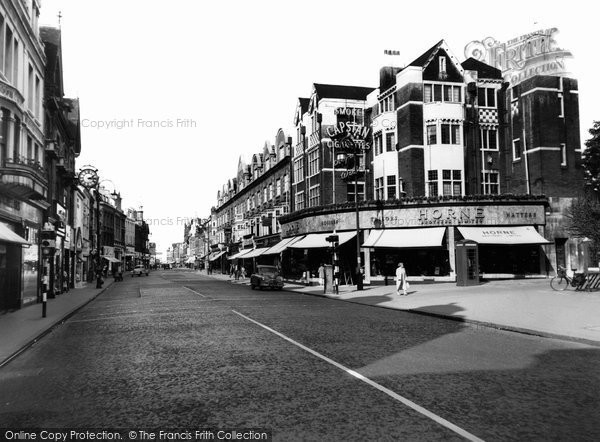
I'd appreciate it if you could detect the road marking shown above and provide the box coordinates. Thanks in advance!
[183,286,208,298]
[232,309,484,442]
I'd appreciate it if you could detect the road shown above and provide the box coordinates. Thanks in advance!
[1,269,599,441]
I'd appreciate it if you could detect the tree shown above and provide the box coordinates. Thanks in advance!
[567,195,600,264]
[583,121,600,192]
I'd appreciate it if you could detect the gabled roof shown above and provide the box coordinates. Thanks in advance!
[461,57,503,80]
[298,98,309,115]
[313,83,375,101]
[408,40,444,67]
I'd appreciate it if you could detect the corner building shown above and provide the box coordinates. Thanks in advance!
[279,40,584,282]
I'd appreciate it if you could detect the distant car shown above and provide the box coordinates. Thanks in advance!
[131,265,149,277]
[250,265,284,290]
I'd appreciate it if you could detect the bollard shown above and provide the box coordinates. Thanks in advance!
[42,291,47,318]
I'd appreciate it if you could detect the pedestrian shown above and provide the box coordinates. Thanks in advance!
[395,262,408,296]
[318,263,325,286]
[62,269,69,293]
[240,266,246,280]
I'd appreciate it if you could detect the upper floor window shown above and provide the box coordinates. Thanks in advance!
[426,124,437,145]
[308,185,320,207]
[481,170,499,195]
[347,182,365,202]
[386,175,397,199]
[442,169,462,196]
[307,149,319,177]
[439,56,447,74]
[427,170,438,197]
[375,177,384,200]
[385,132,395,152]
[441,123,460,145]
[374,132,383,156]
[293,157,304,183]
[295,192,305,211]
[513,138,522,161]
[481,128,498,150]
[379,94,395,113]
[276,178,281,197]
[478,87,496,107]
[424,83,461,103]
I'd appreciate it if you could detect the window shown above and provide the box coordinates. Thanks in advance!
[347,183,365,202]
[276,178,281,196]
[268,183,273,200]
[296,191,304,210]
[481,128,498,150]
[439,56,446,74]
[28,65,33,110]
[283,174,289,192]
[379,94,395,113]
[386,175,396,199]
[478,87,496,107]
[34,76,40,118]
[308,149,319,176]
[427,124,437,145]
[481,170,499,194]
[427,170,438,197]
[561,143,567,166]
[293,157,304,183]
[263,187,267,203]
[442,169,462,196]
[513,138,521,160]
[5,26,13,82]
[375,177,384,200]
[441,123,460,144]
[424,83,461,103]
[13,116,20,159]
[308,186,320,207]
[385,132,395,152]
[374,132,383,155]
[558,93,564,118]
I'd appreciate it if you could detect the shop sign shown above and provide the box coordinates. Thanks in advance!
[102,245,115,257]
[334,107,363,117]
[281,204,545,236]
[464,28,572,85]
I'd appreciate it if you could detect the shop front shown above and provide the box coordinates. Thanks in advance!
[279,198,551,283]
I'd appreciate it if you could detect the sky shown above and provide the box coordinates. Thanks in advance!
[38,0,598,255]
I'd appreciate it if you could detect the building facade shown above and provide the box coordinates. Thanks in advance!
[0,0,47,309]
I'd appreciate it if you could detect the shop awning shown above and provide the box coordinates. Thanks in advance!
[209,250,226,261]
[228,249,253,260]
[242,247,271,258]
[457,226,551,245]
[262,236,305,255]
[362,227,445,248]
[289,232,356,249]
[0,223,30,245]
[102,256,120,263]
[185,257,196,264]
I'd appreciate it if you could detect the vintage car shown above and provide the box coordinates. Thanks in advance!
[131,265,149,277]
[250,265,284,290]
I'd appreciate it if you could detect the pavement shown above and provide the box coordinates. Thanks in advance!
[2,269,600,368]
[0,279,114,368]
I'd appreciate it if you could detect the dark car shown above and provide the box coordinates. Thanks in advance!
[250,265,284,290]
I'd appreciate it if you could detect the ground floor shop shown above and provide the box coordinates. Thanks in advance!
[276,199,565,283]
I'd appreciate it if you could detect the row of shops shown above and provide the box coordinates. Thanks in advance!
[206,198,592,285]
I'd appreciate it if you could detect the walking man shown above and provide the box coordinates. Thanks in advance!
[396,262,407,296]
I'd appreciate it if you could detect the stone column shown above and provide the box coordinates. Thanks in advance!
[447,226,456,281]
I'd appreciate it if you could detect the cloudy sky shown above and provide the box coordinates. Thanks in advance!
[39,0,597,255]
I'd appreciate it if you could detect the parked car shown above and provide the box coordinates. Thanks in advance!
[131,265,149,277]
[250,265,284,290]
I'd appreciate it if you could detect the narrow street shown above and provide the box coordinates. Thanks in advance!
[1,269,599,441]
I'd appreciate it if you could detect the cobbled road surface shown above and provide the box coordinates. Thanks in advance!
[1,269,599,441]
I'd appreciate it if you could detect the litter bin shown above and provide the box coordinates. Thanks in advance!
[455,239,479,286]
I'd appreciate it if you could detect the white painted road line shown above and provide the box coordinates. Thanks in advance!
[183,286,208,298]
[232,309,485,442]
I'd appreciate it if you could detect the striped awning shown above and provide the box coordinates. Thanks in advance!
[0,223,30,245]
[289,232,356,249]
[228,248,254,260]
[262,236,305,255]
[362,227,445,248]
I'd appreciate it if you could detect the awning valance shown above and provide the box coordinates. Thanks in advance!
[289,232,356,249]
[262,236,305,255]
[209,250,226,261]
[0,223,30,246]
[102,256,120,263]
[362,227,445,248]
[228,248,253,260]
[242,247,271,258]
[457,226,550,245]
